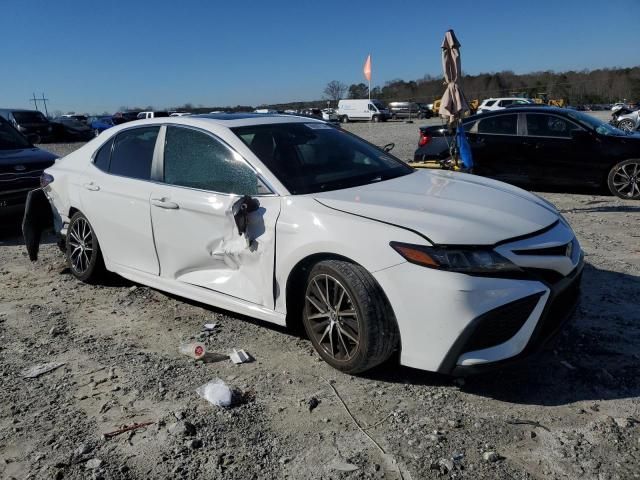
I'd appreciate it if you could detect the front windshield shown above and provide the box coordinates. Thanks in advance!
[13,111,48,124]
[232,122,413,194]
[372,101,386,111]
[566,110,625,136]
[0,119,32,150]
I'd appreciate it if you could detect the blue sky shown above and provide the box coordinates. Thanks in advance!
[1,0,638,113]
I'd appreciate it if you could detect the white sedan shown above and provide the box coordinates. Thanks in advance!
[25,113,583,375]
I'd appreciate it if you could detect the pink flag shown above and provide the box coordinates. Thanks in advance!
[363,54,371,81]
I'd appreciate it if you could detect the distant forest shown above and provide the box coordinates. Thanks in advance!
[261,66,640,111]
[103,66,640,115]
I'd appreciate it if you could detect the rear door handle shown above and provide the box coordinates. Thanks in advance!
[83,182,100,191]
[151,197,179,209]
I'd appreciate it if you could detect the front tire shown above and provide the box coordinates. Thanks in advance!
[340,116,349,124]
[302,260,399,374]
[94,128,100,137]
[372,115,380,123]
[618,119,635,132]
[66,212,105,282]
[607,159,640,199]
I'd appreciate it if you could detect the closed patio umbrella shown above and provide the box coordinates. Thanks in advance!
[438,29,473,170]
[438,29,469,121]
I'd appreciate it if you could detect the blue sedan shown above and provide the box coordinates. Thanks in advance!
[89,116,115,137]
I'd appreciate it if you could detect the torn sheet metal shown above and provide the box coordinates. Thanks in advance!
[22,188,54,261]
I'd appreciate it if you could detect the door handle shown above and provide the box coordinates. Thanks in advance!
[83,182,100,191]
[151,197,179,209]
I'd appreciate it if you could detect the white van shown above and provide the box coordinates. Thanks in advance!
[137,111,170,119]
[337,99,390,123]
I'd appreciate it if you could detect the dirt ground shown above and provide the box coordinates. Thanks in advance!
[1,124,639,480]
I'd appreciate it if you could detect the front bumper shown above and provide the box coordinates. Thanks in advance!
[373,220,583,374]
[447,257,583,375]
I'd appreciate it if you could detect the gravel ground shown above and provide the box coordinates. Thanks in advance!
[1,123,639,480]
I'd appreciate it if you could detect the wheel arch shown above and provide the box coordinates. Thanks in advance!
[283,252,399,343]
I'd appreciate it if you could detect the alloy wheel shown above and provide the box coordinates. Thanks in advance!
[618,119,635,132]
[68,217,94,274]
[611,161,640,199]
[304,274,360,362]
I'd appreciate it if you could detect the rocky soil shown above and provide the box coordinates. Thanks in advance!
[1,125,638,479]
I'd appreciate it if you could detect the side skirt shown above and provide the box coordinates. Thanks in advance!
[111,264,287,327]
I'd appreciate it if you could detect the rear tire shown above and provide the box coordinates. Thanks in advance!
[607,159,640,199]
[301,260,399,374]
[94,129,100,137]
[66,212,105,283]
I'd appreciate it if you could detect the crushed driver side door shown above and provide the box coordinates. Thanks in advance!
[149,125,280,308]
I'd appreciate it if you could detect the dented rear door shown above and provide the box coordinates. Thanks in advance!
[150,125,281,308]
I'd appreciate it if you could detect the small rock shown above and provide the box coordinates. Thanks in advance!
[174,411,186,420]
[483,451,500,463]
[187,439,202,449]
[307,397,320,412]
[168,421,196,437]
[614,417,632,429]
[438,458,454,473]
[279,456,291,464]
[85,458,102,470]
[74,443,92,456]
[530,431,537,439]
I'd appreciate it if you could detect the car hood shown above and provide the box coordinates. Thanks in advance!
[313,170,559,245]
[0,147,57,166]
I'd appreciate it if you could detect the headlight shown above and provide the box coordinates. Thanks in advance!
[390,242,522,274]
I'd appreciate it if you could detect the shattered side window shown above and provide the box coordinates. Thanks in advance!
[163,126,262,195]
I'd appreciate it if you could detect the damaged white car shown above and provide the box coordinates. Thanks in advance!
[24,114,583,375]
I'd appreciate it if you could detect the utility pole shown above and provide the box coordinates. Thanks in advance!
[30,93,39,111]
[40,93,50,117]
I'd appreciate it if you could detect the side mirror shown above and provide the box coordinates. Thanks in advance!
[383,142,395,153]
[571,130,591,141]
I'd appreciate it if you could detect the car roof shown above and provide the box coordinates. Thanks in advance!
[465,106,569,121]
[105,113,326,130]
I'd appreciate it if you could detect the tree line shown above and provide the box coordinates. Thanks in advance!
[323,66,640,106]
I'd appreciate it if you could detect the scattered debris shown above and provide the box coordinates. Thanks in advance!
[22,362,65,379]
[330,460,359,472]
[560,360,577,370]
[506,419,551,432]
[103,421,155,440]
[483,451,500,463]
[307,396,320,412]
[179,342,206,360]
[196,379,233,407]
[230,348,251,364]
[202,322,217,331]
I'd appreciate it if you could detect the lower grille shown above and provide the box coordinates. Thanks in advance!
[462,293,542,353]
[536,273,581,341]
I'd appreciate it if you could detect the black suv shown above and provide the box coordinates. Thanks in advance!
[0,108,54,143]
[0,116,57,216]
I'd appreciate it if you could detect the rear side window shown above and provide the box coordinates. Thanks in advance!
[109,127,159,180]
[163,126,264,195]
[484,100,496,107]
[93,138,113,171]
[526,114,580,138]
[478,114,517,135]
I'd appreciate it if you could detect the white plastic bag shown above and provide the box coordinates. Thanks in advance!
[196,378,233,407]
